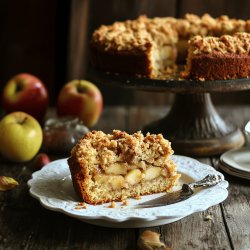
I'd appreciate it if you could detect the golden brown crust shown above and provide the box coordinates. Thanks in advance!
[68,130,179,205]
[68,157,91,203]
[186,53,250,80]
[89,42,153,77]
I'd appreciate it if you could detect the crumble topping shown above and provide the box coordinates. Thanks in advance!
[215,15,248,35]
[92,16,178,51]
[71,130,174,166]
[92,14,250,52]
[189,32,250,55]
[175,13,217,38]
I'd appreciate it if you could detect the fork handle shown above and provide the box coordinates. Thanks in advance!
[183,174,222,191]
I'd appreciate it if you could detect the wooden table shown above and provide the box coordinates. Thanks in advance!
[0,106,250,250]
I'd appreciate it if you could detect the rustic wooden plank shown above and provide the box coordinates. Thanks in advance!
[0,0,56,101]
[134,92,175,106]
[212,105,250,250]
[0,158,44,249]
[94,106,128,133]
[179,0,250,19]
[216,105,250,131]
[66,0,89,80]
[22,211,137,250]
[212,158,250,250]
[88,0,176,31]
[128,104,250,138]
[164,157,230,250]
[45,106,129,134]
[127,106,169,133]
[212,91,250,105]
[219,178,250,250]
[160,207,231,250]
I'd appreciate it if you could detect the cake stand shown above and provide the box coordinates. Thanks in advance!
[89,69,250,156]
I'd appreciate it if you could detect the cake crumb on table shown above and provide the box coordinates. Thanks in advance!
[75,202,86,210]
[135,195,141,200]
[204,214,213,221]
[108,201,116,208]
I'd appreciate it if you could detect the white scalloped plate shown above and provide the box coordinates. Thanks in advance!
[28,156,228,228]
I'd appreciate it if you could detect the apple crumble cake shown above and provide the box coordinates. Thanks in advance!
[90,14,250,80]
[68,130,180,205]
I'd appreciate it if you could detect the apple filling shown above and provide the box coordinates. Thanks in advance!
[84,156,179,205]
[92,163,168,191]
[150,44,177,77]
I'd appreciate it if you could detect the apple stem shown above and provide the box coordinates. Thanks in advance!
[19,117,28,125]
[76,84,87,93]
[15,82,23,93]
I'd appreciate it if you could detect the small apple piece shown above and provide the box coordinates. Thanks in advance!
[33,153,51,170]
[125,169,142,185]
[0,176,19,191]
[56,80,103,127]
[144,167,162,181]
[105,163,127,175]
[137,230,166,250]
[0,112,43,162]
[2,73,49,122]
[110,176,125,190]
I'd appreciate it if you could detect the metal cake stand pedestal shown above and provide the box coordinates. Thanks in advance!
[89,69,250,156]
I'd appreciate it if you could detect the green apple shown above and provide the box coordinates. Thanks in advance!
[0,112,43,162]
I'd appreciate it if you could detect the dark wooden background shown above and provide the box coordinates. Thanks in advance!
[0,0,250,105]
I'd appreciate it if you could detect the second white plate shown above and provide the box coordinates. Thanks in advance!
[220,147,250,173]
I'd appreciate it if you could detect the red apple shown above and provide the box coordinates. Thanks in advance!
[56,80,103,127]
[2,73,49,122]
[33,153,51,170]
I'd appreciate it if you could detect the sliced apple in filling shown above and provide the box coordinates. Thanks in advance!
[144,167,162,181]
[125,169,143,185]
[104,163,127,175]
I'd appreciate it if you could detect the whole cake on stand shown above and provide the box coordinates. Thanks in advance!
[89,14,250,156]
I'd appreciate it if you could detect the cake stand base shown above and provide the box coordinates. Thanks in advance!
[143,93,245,156]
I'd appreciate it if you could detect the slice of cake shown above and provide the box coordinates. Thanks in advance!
[184,32,250,80]
[68,130,180,205]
